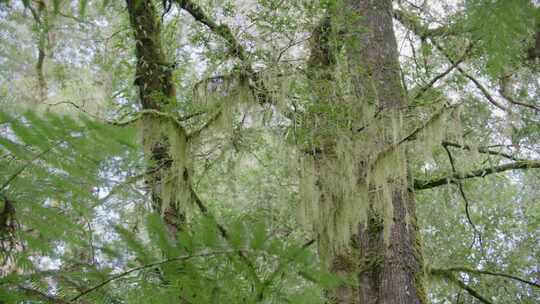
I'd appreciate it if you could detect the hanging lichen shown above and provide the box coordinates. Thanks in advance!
[296,17,461,259]
[138,113,192,227]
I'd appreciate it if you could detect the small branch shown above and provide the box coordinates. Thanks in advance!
[188,185,264,295]
[413,44,471,100]
[430,41,509,112]
[371,104,454,168]
[435,266,540,289]
[498,77,540,112]
[431,269,493,304]
[394,10,510,112]
[187,109,223,139]
[414,160,540,190]
[442,141,523,162]
[442,145,483,253]
[174,0,275,107]
[0,144,55,192]
[70,251,235,302]
[257,238,315,300]
[393,9,456,39]
[17,284,71,304]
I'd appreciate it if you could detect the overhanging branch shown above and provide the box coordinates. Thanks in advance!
[414,160,540,190]
[174,0,273,106]
[442,141,523,162]
[70,251,235,302]
[431,269,493,304]
[434,266,540,289]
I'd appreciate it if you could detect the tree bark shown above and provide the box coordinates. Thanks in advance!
[126,0,189,235]
[348,1,426,303]
[312,1,427,303]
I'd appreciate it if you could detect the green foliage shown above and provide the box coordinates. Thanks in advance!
[0,109,137,267]
[466,0,538,76]
[0,0,539,303]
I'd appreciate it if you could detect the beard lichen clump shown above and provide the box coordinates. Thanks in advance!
[139,114,192,222]
[297,96,455,258]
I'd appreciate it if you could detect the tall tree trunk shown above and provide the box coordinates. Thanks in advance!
[126,0,190,235]
[348,1,426,303]
[307,1,427,303]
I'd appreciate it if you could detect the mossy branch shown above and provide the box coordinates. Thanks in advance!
[371,104,453,169]
[112,109,185,131]
[413,44,472,100]
[414,160,540,190]
[174,0,247,60]
[173,0,274,106]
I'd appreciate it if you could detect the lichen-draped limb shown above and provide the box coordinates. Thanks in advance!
[126,0,190,234]
[413,160,540,190]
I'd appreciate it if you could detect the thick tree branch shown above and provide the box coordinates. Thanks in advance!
[174,0,247,60]
[414,160,540,190]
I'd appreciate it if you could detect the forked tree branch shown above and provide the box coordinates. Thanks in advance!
[413,44,471,100]
[414,160,540,190]
[430,40,509,112]
[394,9,511,112]
[173,0,273,106]
[442,145,483,252]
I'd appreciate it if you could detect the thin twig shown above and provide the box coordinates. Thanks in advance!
[436,266,540,289]
[431,269,493,304]
[70,251,235,302]
[0,145,55,192]
[442,141,523,162]
[414,44,472,99]
[442,145,484,254]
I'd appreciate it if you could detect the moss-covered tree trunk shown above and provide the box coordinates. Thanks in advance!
[347,1,425,303]
[126,0,190,235]
[308,1,427,303]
